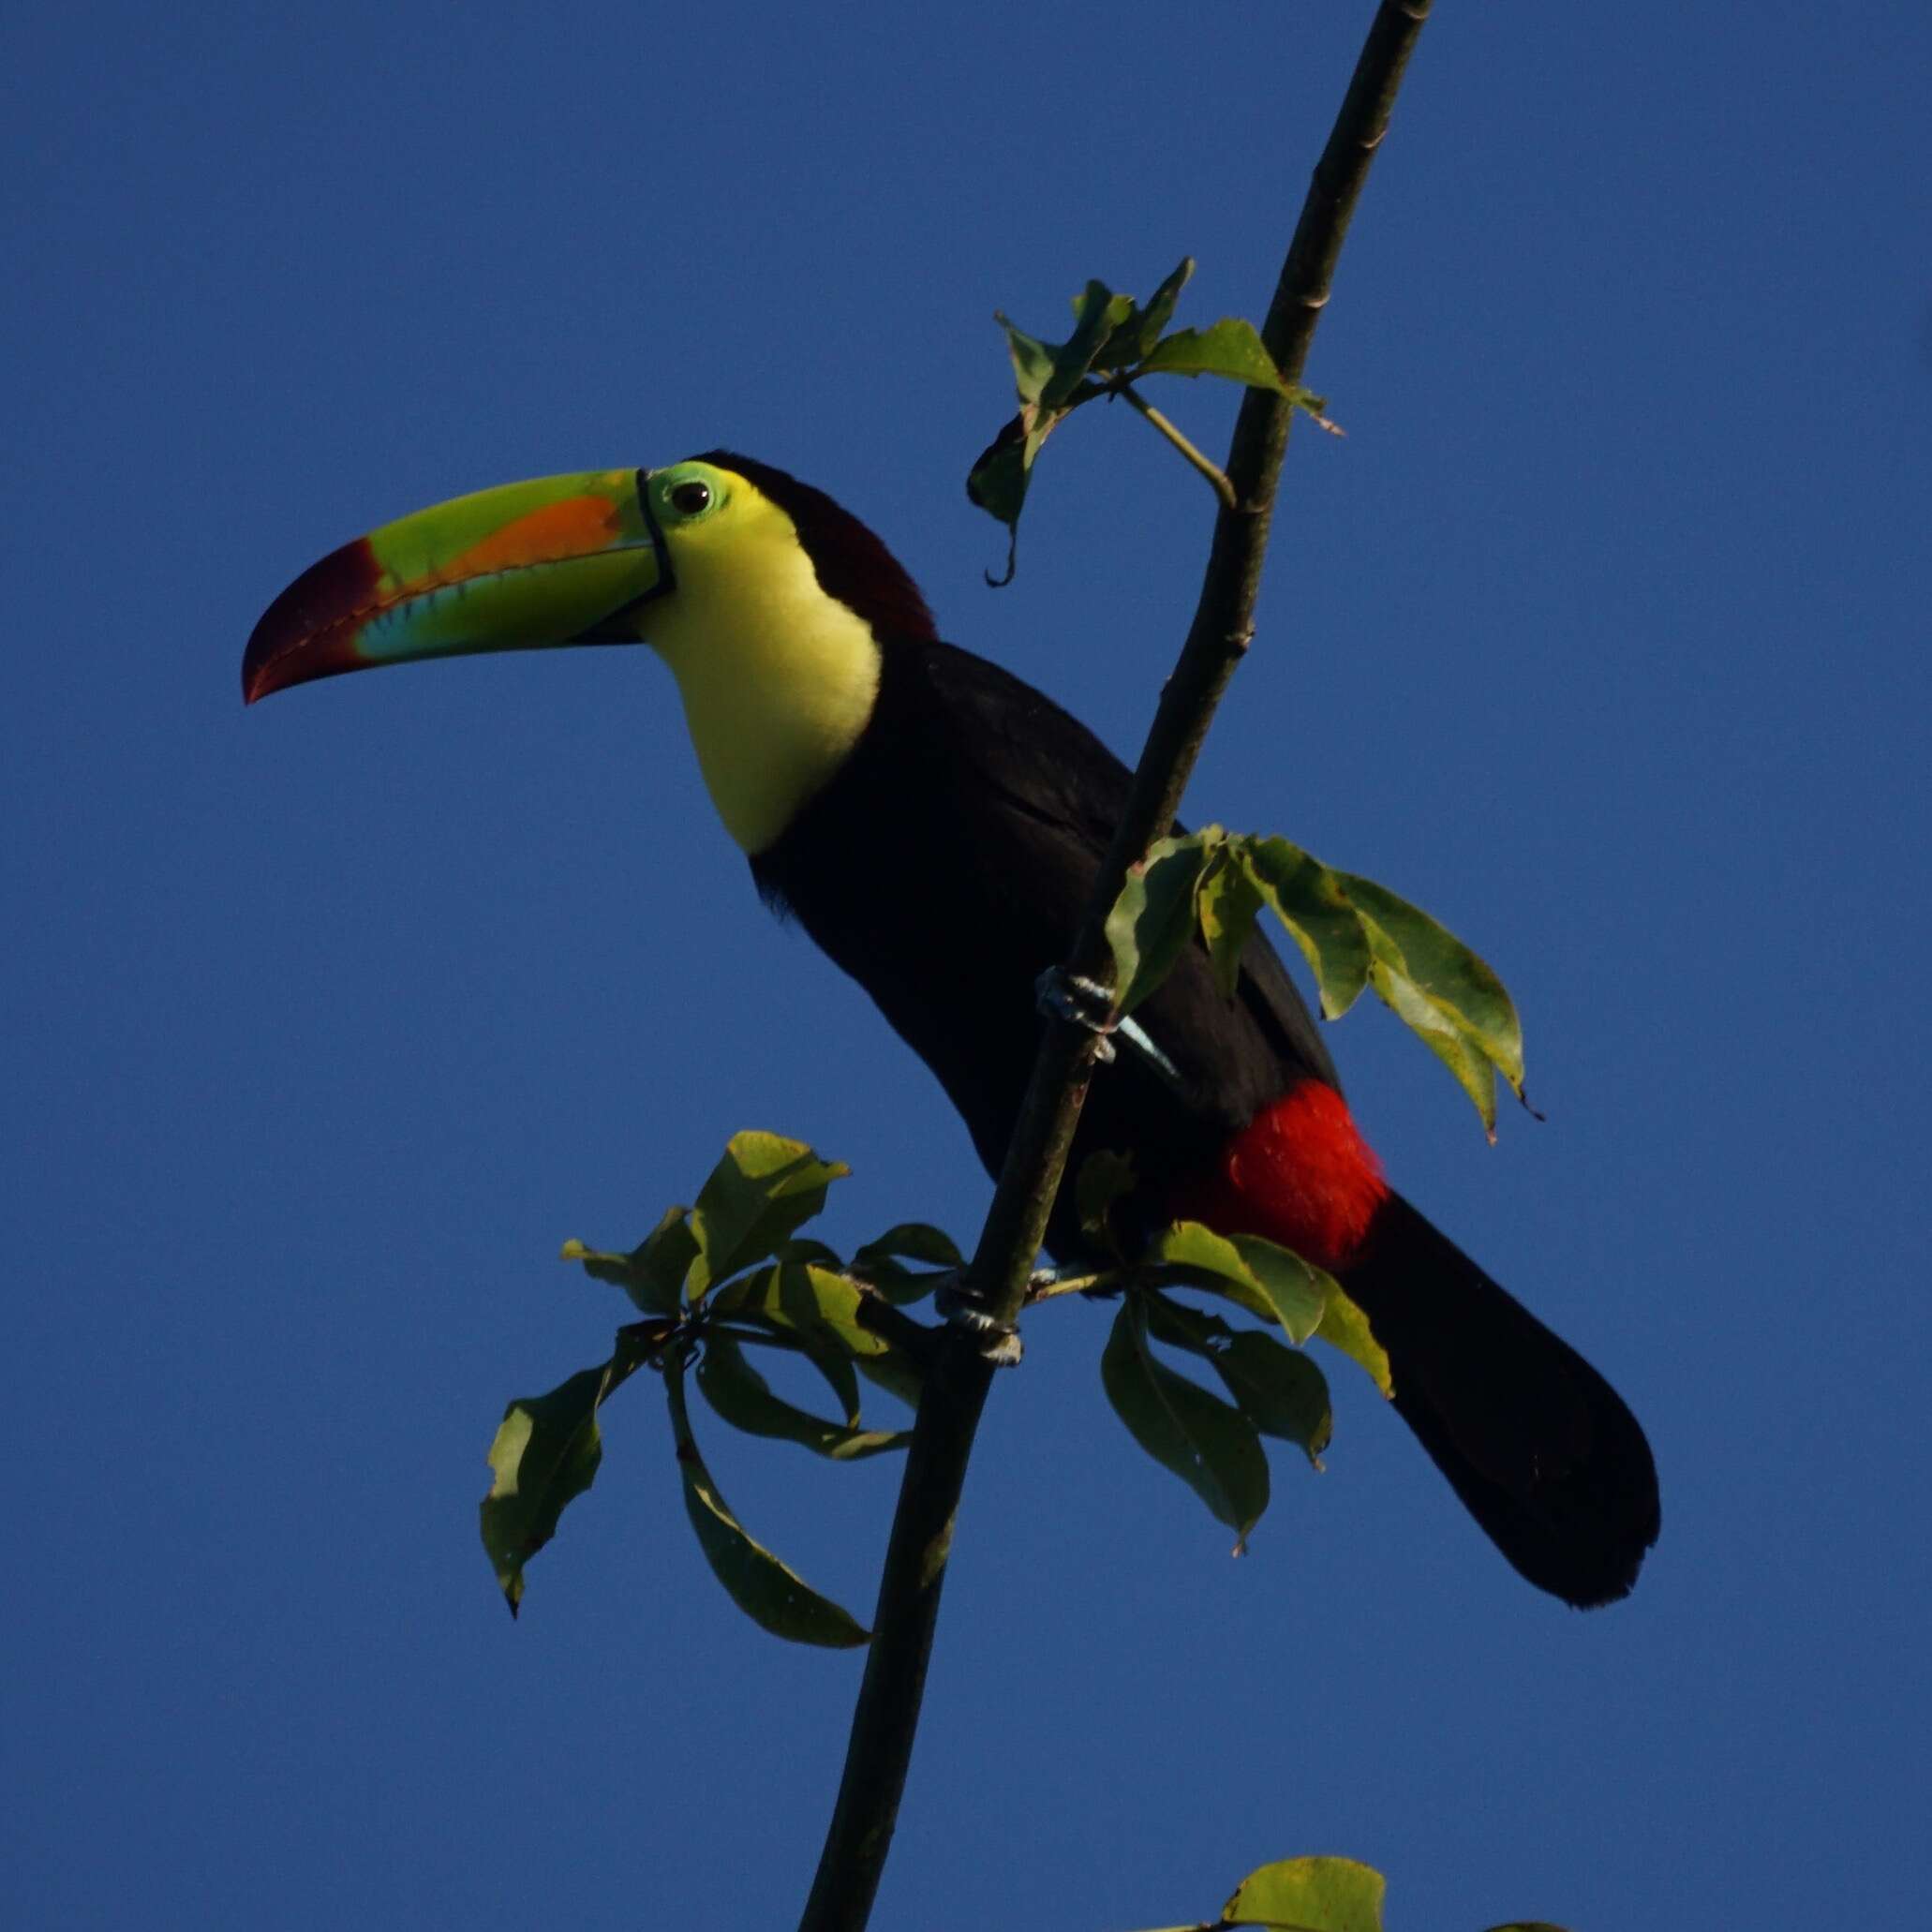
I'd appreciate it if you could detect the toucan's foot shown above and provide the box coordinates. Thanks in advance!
[934,1276,1025,1365]
[1035,968,1185,1091]
[1036,967,1118,1062]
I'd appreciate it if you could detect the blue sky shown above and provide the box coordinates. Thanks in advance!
[6,4,1928,1926]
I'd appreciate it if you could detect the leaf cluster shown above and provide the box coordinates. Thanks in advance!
[966,260,1335,572]
[480,1132,959,1636]
[1088,1206,1392,1552]
[1107,826,1529,1137]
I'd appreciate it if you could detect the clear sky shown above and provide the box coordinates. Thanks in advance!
[7,4,1928,1927]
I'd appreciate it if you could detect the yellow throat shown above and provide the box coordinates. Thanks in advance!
[645,474,884,855]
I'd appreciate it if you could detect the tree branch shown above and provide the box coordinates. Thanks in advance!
[797,8,1433,1927]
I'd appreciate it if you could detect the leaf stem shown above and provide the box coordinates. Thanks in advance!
[796,7,1433,1927]
[1114,383,1238,509]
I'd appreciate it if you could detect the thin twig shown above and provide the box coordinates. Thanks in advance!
[796,8,1432,1928]
[1114,383,1239,508]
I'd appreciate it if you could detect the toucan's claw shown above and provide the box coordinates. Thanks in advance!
[1036,968,1189,1092]
[1036,967,1118,1062]
[933,1276,1025,1365]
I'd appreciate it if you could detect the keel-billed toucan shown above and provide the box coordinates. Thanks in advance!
[245,453,1659,1607]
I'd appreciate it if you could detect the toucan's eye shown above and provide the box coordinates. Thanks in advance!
[669,479,713,515]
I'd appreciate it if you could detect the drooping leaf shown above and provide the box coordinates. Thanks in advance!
[664,1355,869,1647]
[1107,831,1221,1015]
[1369,946,1499,1136]
[1312,1281,1393,1399]
[854,1222,962,1271]
[964,414,1033,537]
[1154,1221,1327,1343]
[1142,1293,1332,1467]
[1238,837,1372,1019]
[1102,1297,1269,1544]
[773,1236,842,1267]
[695,1330,908,1460]
[1139,1287,1241,1356]
[1222,1856,1386,1931]
[851,1221,962,1305]
[480,1360,637,1615]
[710,1271,864,1422]
[1210,1330,1333,1464]
[1339,869,1525,1127]
[1196,844,1268,998]
[1076,1149,1139,1257]
[687,1132,849,1299]
[1338,875,1523,1083]
[561,1202,699,1315]
[1227,1234,1330,1343]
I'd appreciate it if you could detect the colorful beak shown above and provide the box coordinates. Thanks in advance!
[243,468,665,704]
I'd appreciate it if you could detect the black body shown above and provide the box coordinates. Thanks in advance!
[755,637,1661,1606]
[754,637,1329,1248]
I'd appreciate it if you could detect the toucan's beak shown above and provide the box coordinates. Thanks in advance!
[243,468,665,704]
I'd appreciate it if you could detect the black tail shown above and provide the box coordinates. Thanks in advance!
[1341,1192,1660,1607]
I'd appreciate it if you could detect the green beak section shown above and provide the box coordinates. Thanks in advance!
[244,468,663,703]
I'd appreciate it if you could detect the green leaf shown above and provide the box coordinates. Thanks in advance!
[1102,1297,1269,1544]
[1042,279,1122,409]
[1107,831,1221,1015]
[562,1202,699,1315]
[1077,1149,1138,1257]
[710,1271,864,1422]
[1211,1330,1333,1464]
[1339,869,1525,1121]
[1228,1234,1330,1343]
[999,317,1059,410]
[1196,845,1268,998]
[851,1221,961,1305]
[964,414,1033,534]
[1091,257,1196,369]
[1154,1222,1327,1343]
[1238,837,1372,1019]
[1143,1293,1332,1467]
[1339,875,1524,1082]
[1369,949,1499,1136]
[1312,1281,1393,1399]
[1223,1856,1386,1932]
[1139,317,1291,391]
[854,1222,962,1271]
[1140,1288,1240,1355]
[481,1360,631,1616]
[688,1132,849,1299]
[664,1354,869,1647]
[774,1236,842,1267]
[696,1330,908,1460]
[712,1262,923,1408]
